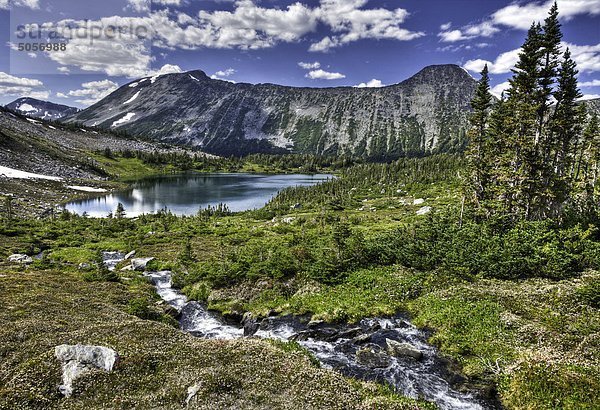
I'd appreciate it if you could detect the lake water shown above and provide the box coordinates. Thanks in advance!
[65,173,331,217]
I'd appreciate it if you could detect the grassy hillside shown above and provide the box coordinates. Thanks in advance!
[1,155,598,408]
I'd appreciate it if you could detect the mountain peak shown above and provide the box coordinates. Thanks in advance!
[5,97,79,120]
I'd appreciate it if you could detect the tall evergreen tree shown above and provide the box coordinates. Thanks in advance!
[548,48,584,217]
[505,22,544,218]
[466,65,493,208]
[538,1,562,142]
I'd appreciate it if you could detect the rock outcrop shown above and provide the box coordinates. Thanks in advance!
[54,344,119,397]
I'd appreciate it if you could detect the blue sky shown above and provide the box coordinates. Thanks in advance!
[0,0,599,107]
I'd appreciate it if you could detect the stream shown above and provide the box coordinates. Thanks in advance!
[104,253,494,410]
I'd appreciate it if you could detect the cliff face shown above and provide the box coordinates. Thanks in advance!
[67,64,477,157]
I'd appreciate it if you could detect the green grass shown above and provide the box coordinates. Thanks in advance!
[0,269,432,410]
[2,155,599,409]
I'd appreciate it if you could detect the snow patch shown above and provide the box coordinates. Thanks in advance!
[26,118,41,124]
[48,125,56,129]
[189,74,199,82]
[129,78,148,88]
[67,185,107,193]
[0,165,62,181]
[111,113,136,127]
[18,103,37,112]
[123,91,140,104]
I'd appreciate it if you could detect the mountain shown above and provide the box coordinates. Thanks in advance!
[6,97,79,121]
[67,65,477,158]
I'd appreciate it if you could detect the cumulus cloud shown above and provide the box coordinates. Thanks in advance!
[579,94,600,100]
[439,0,600,42]
[463,48,521,74]
[580,79,600,87]
[0,72,49,100]
[464,42,600,75]
[210,68,236,81]
[490,81,511,98]
[310,0,424,52]
[127,0,182,13]
[305,69,345,80]
[0,0,40,10]
[298,61,321,69]
[31,1,423,77]
[354,79,384,88]
[60,79,119,106]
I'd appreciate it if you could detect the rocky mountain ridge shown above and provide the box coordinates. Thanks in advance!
[67,65,478,157]
[6,97,79,121]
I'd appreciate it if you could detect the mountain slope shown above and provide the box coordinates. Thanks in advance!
[67,65,477,157]
[6,97,79,121]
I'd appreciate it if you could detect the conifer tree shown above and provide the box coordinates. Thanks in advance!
[466,65,493,208]
[548,48,584,217]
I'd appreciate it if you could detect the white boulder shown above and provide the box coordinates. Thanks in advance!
[55,344,119,397]
[416,206,432,216]
[7,254,33,264]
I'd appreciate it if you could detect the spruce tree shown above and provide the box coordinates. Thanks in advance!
[548,48,584,218]
[466,64,493,208]
[505,22,544,219]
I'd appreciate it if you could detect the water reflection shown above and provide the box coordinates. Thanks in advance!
[65,173,330,217]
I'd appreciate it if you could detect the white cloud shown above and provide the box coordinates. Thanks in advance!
[126,0,182,13]
[580,79,600,87]
[34,1,424,77]
[0,72,43,87]
[213,68,236,77]
[579,94,600,101]
[463,48,521,74]
[0,72,48,100]
[305,69,346,80]
[490,81,511,98]
[0,0,40,10]
[354,79,384,88]
[150,64,182,76]
[439,0,600,42]
[310,0,424,52]
[298,61,321,69]
[210,68,236,81]
[62,79,119,106]
[440,22,452,31]
[464,42,600,75]
[566,42,600,73]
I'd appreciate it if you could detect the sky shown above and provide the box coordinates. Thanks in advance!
[0,0,599,108]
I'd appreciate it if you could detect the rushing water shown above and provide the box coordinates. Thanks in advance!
[103,253,492,410]
[66,173,331,217]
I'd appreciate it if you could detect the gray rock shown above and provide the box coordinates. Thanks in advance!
[54,344,119,397]
[7,254,33,264]
[77,262,92,271]
[124,250,136,260]
[131,257,155,271]
[416,206,432,216]
[186,382,202,405]
[385,339,423,361]
[351,333,372,344]
[355,348,391,368]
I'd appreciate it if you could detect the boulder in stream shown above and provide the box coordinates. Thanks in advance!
[54,344,119,397]
[356,348,391,368]
[131,257,155,271]
[386,339,423,361]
